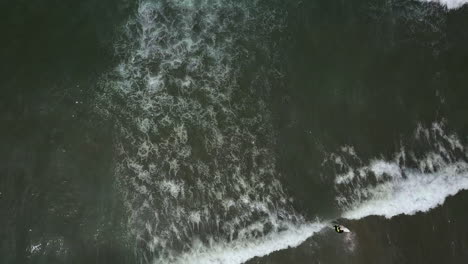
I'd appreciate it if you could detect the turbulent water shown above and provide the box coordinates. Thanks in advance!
[2,0,468,263]
[95,0,468,262]
[329,121,468,219]
[96,1,316,263]
[424,0,468,9]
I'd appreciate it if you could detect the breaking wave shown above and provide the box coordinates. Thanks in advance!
[327,121,468,220]
[162,222,324,264]
[421,0,468,9]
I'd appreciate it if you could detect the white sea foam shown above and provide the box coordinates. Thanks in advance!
[369,160,403,180]
[28,237,67,256]
[30,243,42,254]
[98,0,307,263]
[421,0,468,9]
[344,161,468,219]
[332,122,468,220]
[162,222,325,264]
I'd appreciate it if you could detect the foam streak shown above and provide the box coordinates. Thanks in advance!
[344,162,468,219]
[421,0,468,9]
[332,122,468,220]
[165,223,325,264]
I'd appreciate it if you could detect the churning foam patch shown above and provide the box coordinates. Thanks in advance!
[101,0,313,262]
[421,0,468,9]
[343,162,468,219]
[333,121,468,220]
[166,222,325,264]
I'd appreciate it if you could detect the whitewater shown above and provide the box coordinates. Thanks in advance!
[422,0,468,9]
[96,0,468,263]
[333,122,468,220]
[172,121,468,264]
[97,1,317,263]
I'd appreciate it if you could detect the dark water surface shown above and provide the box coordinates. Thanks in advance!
[1,0,468,263]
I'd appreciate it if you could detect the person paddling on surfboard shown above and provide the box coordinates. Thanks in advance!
[333,224,350,233]
[334,225,344,233]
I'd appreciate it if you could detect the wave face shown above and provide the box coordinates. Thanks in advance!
[421,0,468,9]
[326,121,468,220]
[97,0,314,263]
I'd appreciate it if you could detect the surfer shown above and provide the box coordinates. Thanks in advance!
[334,225,344,233]
[333,224,351,233]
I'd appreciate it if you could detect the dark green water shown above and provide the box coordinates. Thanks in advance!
[1,0,468,263]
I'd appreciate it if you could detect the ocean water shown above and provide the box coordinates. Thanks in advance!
[1,0,468,264]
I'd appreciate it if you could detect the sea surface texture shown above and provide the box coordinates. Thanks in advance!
[1,0,468,264]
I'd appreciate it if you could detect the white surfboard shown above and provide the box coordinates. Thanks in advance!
[333,224,351,233]
[339,225,351,233]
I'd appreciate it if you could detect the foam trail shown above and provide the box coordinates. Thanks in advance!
[420,0,468,9]
[165,223,325,264]
[330,122,468,220]
[344,161,468,219]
